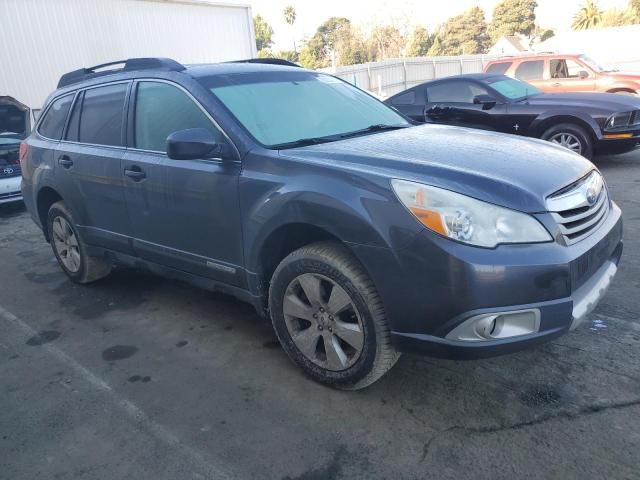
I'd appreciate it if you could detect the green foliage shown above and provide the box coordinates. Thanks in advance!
[600,7,636,27]
[406,26,432,57]
[572,0,603,30]
[537,27,555,42]
[368,26,404,60]
[298,17,353,68]
[488,0,537,42]
[283,5,296,26]
[428,7,490,56]
[630,0,640,21]
[254,14,274,51]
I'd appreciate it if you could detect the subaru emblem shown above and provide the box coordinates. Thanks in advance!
[586,187,597,205]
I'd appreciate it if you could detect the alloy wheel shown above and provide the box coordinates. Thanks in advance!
[549,132,583,154]
[52,216,81,273]
[283,273,364,371]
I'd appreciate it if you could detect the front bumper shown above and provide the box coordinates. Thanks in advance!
[350,202,623,360]
[0,175,22,204]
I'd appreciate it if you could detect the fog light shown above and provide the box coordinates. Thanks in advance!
[446,309,541,342]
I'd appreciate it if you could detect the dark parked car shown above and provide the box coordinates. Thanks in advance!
[21,58,622,389]
[385,73,640,159]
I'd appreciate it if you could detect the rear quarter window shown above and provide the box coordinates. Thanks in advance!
[38,94,74,139]
[486,62,512,75]
[514,61,544,81]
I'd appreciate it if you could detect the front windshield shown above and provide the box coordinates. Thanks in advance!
[487,77,542,100]
[201,71,409,147]
[579,55,605,73]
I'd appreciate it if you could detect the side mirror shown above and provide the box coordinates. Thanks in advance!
[578,70,589,79]
[473,94,497,110]
[166,128,230,160]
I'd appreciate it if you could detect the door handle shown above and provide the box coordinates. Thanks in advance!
[552,82,561,87]
[58,155,73,168]
[124,167,146,181]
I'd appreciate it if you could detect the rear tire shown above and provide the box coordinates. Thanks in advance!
[268,241,400,390]
[47,201,112,284]
[542,123,593,159]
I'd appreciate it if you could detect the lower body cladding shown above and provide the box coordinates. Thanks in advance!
[0,175,22,204]
[349,202,623,360]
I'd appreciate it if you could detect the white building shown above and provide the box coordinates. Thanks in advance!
[489,35,531,56]
[0,0,256,119]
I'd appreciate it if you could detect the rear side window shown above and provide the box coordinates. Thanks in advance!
[38,94,73,139]
[391,90,416,105]
[514,61,544,81]
[133,82,222,152]
[76,83,128,146]
[486,62,511,75]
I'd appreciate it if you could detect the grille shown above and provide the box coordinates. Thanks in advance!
[547,171,610,246]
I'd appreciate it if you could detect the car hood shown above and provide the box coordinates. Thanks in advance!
[281,124,594,213]
[526,92,640,111]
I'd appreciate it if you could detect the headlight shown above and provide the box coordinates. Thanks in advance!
[391,179,552,248]
[606,111,633,129]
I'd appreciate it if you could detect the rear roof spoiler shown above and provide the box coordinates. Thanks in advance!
[57,58,185,88]
[229,58,301,67]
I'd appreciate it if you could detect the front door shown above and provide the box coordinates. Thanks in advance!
[547,58,597,93]
[122,80,244,286]
[424,80,500,131]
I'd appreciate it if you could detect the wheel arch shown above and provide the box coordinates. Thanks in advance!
[36,186,63,242]
[532,114,600,141]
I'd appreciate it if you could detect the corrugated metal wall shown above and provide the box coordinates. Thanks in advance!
[0,0,255,109]
[328,55,498,98]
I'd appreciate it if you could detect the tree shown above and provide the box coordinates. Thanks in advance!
[406,26,432,57]
[600,8,636,27]
[572,0,603,30]
[283,5,297,53]
[428,7,490,56]
[368,25,405,60]
[254,14,274,51]
[533,26,555,42]
[631,0,640,20]
[334,25,371,66]
[297,17,351,68]
[488,0,537,43]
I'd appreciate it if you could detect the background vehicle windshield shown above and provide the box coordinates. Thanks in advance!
[202,71,408,147]
[579,55,604,72]
[487,77,542,100]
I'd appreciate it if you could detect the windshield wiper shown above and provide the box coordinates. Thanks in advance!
[338,124,409,139]
[271,124,409,150]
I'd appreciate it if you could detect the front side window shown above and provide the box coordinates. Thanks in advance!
[426,81,488,103]
[391,90,416,105]
[38,94,74,139]
[514,61,544,81]
[201,71,408,148]
[76,83,128,146]
[550,59,586,79]
[134,82,223,152]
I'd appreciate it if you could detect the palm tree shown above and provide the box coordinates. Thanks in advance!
[572,0,603,30]
[283,5,297,53]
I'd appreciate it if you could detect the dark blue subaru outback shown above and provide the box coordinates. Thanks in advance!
[21,58,623,389]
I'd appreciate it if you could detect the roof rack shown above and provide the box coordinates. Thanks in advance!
[230,58,301,67]
[57,57,185,88]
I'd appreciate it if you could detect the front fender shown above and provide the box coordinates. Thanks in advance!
[240,151,423,275]
[530,110,602,140]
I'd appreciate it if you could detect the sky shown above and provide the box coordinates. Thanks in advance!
[232,0,630,50]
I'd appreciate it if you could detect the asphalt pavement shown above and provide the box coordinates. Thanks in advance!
[1,150,639,480]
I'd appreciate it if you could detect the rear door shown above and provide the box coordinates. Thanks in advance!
[513,60,547,91]
[54,82,133,253]
[122,80,244,286]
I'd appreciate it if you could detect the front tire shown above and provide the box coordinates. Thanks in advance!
[47,201,112,284]
[542,123,593,159]
[268,242,400,390]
